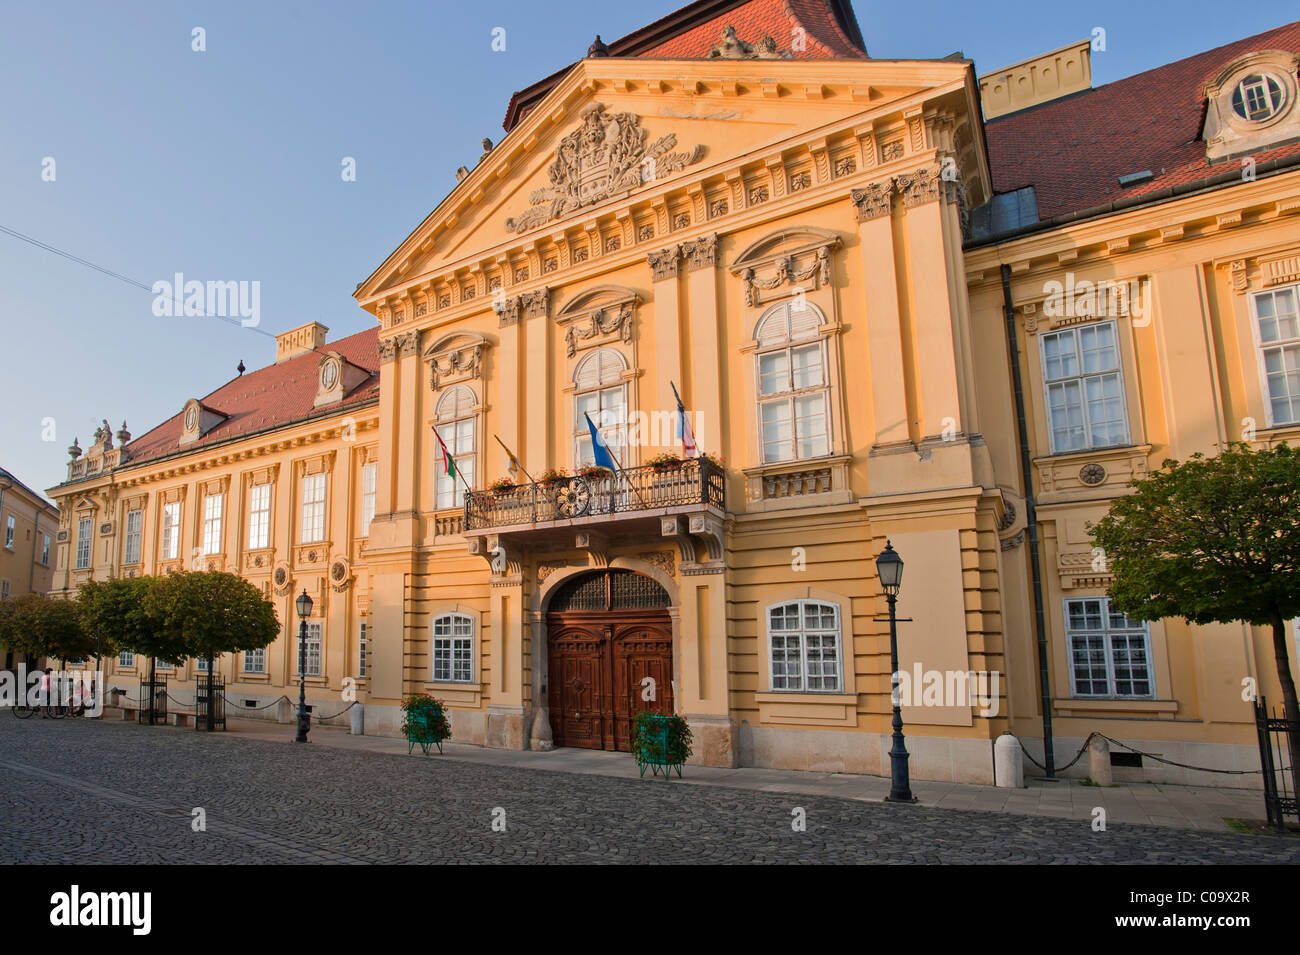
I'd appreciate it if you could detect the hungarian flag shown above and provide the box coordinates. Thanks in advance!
[434,426,457,480]
[671,381,699,458]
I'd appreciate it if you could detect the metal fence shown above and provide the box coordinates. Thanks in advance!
[465,457,725,530]
[138,677,167,726]
[1254,697,1298,830]
[195,676,226,731]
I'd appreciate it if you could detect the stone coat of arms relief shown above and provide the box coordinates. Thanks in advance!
[505,102,705,234]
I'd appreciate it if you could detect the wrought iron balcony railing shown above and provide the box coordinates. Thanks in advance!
[464,457,724,531]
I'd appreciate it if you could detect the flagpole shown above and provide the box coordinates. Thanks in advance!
[493,433,536,486]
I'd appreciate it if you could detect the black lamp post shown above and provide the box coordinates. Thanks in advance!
[876,540,914,802]
[294,589,313,743]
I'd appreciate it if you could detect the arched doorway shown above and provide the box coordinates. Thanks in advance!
[547,569,673,751]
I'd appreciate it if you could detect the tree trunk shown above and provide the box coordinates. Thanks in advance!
[1269,610,1300,807]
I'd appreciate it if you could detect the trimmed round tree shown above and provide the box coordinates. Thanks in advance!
[0,592,97,667]
[146,571,279,729]
[1090,443,1300,795]
[78,576,184,691]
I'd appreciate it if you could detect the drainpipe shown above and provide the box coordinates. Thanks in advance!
[1001,264,1056,777]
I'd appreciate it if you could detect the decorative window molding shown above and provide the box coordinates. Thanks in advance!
[423,331,487,391]
[178,398,227,447]
[730,228,840,309]
[1248,283,1300,427]
[1039,320,1131,454]
[751,301,833,465]
[313,350,371,408]
[431,612,476,684]
[556,285,640,358]
[571,348,630,468]
[1202,50,1300,161]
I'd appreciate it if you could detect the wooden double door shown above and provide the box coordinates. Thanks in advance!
[547,609,674,752]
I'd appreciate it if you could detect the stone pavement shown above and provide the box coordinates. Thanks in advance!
[4,713,1296,864]
[226,716,1271,834]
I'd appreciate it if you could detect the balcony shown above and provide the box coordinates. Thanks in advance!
[466,457,724,530]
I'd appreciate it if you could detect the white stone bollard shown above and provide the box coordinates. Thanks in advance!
[1088,734,1112,786]
[351,702,364,736]
[530,704,554,751]
[275,696,293,724]
[994,733,1025,788]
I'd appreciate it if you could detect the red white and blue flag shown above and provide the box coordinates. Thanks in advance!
[670,381,698,458]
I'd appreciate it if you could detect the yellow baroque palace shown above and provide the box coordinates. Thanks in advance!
[50,0,1300,785]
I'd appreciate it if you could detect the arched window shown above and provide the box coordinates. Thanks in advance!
[767,599,841,691]
[431,612,474,683]
[573,348,628,467]
[754,301,830,463]
[434,386,476,509]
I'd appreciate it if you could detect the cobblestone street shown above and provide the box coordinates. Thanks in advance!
[2,718,1298,864]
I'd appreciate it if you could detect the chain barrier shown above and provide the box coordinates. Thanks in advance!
[1017,731,1262,776]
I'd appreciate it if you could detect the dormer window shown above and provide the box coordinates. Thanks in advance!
[1232,73,1285,122]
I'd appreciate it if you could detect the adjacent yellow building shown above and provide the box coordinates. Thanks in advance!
[48,0,1300,786]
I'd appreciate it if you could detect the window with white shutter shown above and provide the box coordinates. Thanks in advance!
[573,348,629,467]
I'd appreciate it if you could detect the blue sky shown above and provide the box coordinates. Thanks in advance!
[1,0,1296,498]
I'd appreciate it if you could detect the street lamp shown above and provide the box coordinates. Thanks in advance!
[294,589,313,743]
[875,541,914,802]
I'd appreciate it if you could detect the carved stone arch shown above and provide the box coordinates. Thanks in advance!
[423,331,488,391]
[532,556,679,615]
[729,227,841,309]
[555,285,641,358]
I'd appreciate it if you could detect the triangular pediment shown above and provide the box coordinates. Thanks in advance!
[357,56,980,304]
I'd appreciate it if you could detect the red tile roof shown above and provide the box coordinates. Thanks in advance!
[986,21,1300,221]
[119,327,379,470]
[503,0,866,131]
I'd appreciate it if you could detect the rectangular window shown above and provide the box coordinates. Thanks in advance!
[118,651,134,668]
[1041,321,1129,453]
[243,647,265,674]
[201,494,224,555]
[768,600,841,692]
[1252,286,1300,426]
[301,473,326,543]
[160,501,181,560]
[4,515,13,549]
[75,516,92,569]
[1065,597,1154,698]
[358,621,368,678]
[435,422,476,510]
[247,483,271,550]
[155,659,173,672]
[361,463,377,535]
[432,614,473,683]
[41,533,49,566]
[295,622,323,677]
[1,579,9,600]
[757,343,829,463]
[123,509,143,565]
[195,657,209,673]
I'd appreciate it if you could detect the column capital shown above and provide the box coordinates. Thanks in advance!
[647,245,681,281]
[681,234,718,271]
[851,180,895,221]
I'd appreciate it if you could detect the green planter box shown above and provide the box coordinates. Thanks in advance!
[401,697,452,755]
[631,712,693,779]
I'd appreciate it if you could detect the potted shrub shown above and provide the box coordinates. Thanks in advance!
[488,476,516,493]
[401,693,452,755]
[630,709,693,779]
[577,463,610,481]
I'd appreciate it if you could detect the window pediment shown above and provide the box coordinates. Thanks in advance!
[1202,50,1300,162]
[423,332,488,391]
[556,285,640,357]
[730,228,841,309]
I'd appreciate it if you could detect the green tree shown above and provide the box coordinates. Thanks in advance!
[0,593,97,665]
[1090,443,1300,793]
[79,576,185,690]
[146,571,279,729]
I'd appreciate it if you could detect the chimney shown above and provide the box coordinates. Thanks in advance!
[275,322,329,363]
